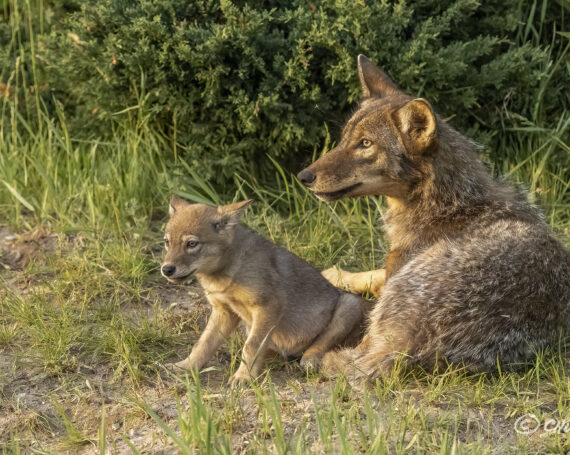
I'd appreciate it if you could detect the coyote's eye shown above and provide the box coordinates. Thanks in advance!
[186,240,199,249]
[164,239,169,248]
[360,139,372,148]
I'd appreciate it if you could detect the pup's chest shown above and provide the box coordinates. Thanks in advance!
[200,279,258,325]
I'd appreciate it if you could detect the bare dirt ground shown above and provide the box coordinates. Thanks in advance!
[0,228,339,453]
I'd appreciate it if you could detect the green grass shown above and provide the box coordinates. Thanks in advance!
[0,0,569,453]
[0,109,567,451]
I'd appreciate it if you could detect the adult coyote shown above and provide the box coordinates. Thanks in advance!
[297,55,570,379]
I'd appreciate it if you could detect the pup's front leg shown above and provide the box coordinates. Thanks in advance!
[229,308,279,386]
[174,306,239,372]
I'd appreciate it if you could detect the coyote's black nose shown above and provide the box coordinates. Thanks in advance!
[297,169,316,186]
[161,265,176,277]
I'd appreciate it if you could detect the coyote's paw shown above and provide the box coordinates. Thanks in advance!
[322,266,347,288]
[321,348,364,379]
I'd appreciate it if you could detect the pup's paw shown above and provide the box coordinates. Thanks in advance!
[228,366,253,387]
[300,354,322,371]
[165,359,199,373]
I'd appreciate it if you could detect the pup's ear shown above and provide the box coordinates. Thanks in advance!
[169,194,189,216]
[392,98,438,155]
[358,54,399,99]
[214,199,253,230]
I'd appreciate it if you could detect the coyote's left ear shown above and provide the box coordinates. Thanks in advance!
[392,98,438,155]
[214,199,253,230]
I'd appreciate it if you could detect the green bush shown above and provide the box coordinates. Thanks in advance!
[2,0,569,187]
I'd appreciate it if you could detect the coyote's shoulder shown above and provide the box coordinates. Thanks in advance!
[298,55,570,379]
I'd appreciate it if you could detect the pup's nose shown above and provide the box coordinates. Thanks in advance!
[161,265,176,277]
[297,169,316,186]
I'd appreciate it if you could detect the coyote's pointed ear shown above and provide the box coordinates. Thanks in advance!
[392,98,438,155]
[358,54,399,99]
[214,199,253,231]
[169,194,189,216]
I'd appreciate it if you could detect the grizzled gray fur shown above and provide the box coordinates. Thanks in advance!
[298,55,570,379]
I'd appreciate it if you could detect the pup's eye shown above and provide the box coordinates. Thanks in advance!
[164,239,169,247]
[186,240,199,249]
[360,139,372,148]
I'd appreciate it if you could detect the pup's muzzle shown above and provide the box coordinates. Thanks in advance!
[161,264,176,277]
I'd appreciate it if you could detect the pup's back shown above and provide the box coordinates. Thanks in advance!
[227,226,344,352]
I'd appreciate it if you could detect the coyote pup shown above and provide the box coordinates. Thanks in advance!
[161,196,366,385]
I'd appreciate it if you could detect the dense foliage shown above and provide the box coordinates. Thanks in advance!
[1,0,569,186]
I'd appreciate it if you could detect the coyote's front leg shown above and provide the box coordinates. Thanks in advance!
[322,267,386,297]
[229,307,279,386]
[173,305,240,372]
